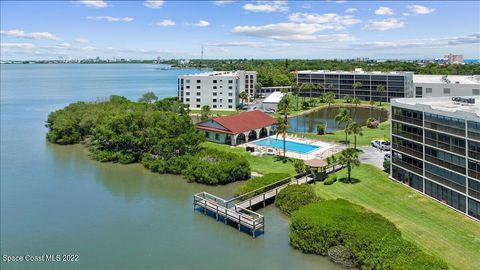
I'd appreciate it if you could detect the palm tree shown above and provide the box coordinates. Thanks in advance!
[376,84,385,106]
[335,108,351,144]
[347,121,363,150]
[291,82,300,110]
[275,95,291,159]
[338,148,360,183]
[324,92,335,109]
[317,83,325,96]
[300,82,314,102]
[239,91,248,104]
[352,82,362,99]
[352,97,361,118]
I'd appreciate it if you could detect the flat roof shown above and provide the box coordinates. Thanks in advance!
[413,74,480,85]
[179,70,256,77]
[392,96,480,117]
[263,91,285,103]
[297,70,412,76]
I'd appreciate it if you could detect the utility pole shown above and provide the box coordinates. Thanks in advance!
[199,45,204,68]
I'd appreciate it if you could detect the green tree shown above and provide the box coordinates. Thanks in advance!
[316,83,324,96]
[352,82,362,99]
[138,92,158,103]
[200,105,211,121]
[275,95,291,159]
[335,108,351,144]
[324,92,335,109]
[376,84,386,106]
[300,82,314,101]
[316,122,326,135]
[338,148,360,183]
[352,97,361,118]
[293,159,306,174]
[239,91,249,104]
[291,82,300,110]
[347,121,363,150]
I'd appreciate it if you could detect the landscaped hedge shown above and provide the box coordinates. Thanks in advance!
[275,185,319,215]
[290,199,448,270]
[235,173,290,196]
[143,148,251,185]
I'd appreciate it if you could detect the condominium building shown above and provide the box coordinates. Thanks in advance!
[178,70,256,110]
[445,54,464,64]
[413,75,480,98]
[390,96,480,221]
[296,69,414,102]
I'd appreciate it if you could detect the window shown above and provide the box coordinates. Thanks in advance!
[196,98,201,102]
[213,99,217,102]
[228,92,233,96]
[186,85,190,89]
[228,99,233,103]
[443,88,451,94]
[196,80,201,83]
[228,105,233,109]
[228,86,233,89]
[473,89,480,95]
[215,134,220,140]
[213,105,217,108]
[185,98,190,102]
[426,88,432,93]
[196,92,201,96]
[205,132,210,138]
[186,92,190,96]
[213,92,217,96]
[213,80,217,83]
[196,104,200,108]
[228,80,233,84]
[213,86,217,89]
[186,79,190,83]
[196,86,201,89]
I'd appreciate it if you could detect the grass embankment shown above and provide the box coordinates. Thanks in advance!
[315,164,480,270]
[201,142,296,175]
[235,173,290,196]
[297,120,391,147]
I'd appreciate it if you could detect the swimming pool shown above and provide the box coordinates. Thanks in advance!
[252,138,320,154]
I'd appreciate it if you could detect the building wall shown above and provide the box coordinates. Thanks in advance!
[237,71,257,97]
[390,100,480,221]
[202,130,230,144]
[178,74,240,110]
[296,71,414,102]
[414,82,480,98]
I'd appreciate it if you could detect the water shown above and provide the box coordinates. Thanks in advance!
[464,59,479,64]
[288,106,388,134]
[0,64,341,269]
[253,137,320,154]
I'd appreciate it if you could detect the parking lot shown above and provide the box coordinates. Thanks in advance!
[358,146,388,170]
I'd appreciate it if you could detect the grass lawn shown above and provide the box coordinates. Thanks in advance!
[315,164,480,270]
[297,120,391,147]
[201,142,297,175]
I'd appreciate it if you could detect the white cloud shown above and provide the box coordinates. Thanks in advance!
[193,20,210,27]
[363,18,405,31]
[232,23,354,42]
[352,33,480,50]
[206,41,290,48]
[301,3,312,9]
[243,1,288,13]
[407,5,435,15]
[326,0,346,3]
[87,16,134,22]
[375,7,394,16]
[288,12,361,29]
[345,8,357,13]
[56,42,71,48]
[77,0,107,8]
[213,1,235,6]
[156,19,176,27]
[74,38,90,44]
[0,29,59,40]
[0,42,36,50]
[143,0,164,9]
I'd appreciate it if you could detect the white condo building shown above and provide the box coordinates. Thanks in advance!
[178,71,256,110]
[413,75,480,98]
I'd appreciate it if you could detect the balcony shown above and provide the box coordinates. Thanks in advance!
[469,169,480,181]
[393,144,423,159]
[468,131,480,141]
[424,171,466,193]
[392,159,423,175]
[425,155,466,175]
[424,121,465,136]
[469,188,480,200]
[425,138,466,155]
[392,114,423,127]
[392,129,423,143]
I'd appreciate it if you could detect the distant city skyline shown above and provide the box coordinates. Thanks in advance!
[1,0,479,60]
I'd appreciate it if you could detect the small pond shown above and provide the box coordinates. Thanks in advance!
[288,106,388,134]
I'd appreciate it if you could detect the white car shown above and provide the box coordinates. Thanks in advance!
[371,140,391,151]
[384,152,391,161]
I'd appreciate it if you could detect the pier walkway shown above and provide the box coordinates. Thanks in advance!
[193,173,321,238]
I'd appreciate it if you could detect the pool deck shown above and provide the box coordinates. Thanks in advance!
[242,135,345,160]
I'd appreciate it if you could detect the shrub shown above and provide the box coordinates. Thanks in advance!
[366,117,380,129]
[275,185,319,215]
[235,173,290,196]
[383,160,391,173]
[327,245,354,268]
[293,159,306,175]
[316,123,326,135]
[290,200,448,270]
[302,101,310,110]
[343,95,353,103]
[324,173,337,185]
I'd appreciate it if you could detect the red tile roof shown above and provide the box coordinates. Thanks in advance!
[196,110,276,134]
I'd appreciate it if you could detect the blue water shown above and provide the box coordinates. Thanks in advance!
[253,138,319,154]
[464,59,479,64]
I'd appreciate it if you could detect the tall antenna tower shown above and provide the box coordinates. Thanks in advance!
[200,45,204,68]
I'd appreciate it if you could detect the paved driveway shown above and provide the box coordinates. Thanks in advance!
[358,146,387,169]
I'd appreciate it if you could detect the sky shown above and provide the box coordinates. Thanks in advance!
[1,0,479,60]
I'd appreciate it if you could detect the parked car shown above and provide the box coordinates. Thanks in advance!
[371,140,391,151]
[384,152,391,161]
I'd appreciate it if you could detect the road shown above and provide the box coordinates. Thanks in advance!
[358,146,388,170]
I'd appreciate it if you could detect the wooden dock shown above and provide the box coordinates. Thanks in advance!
[193,173,318,238]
